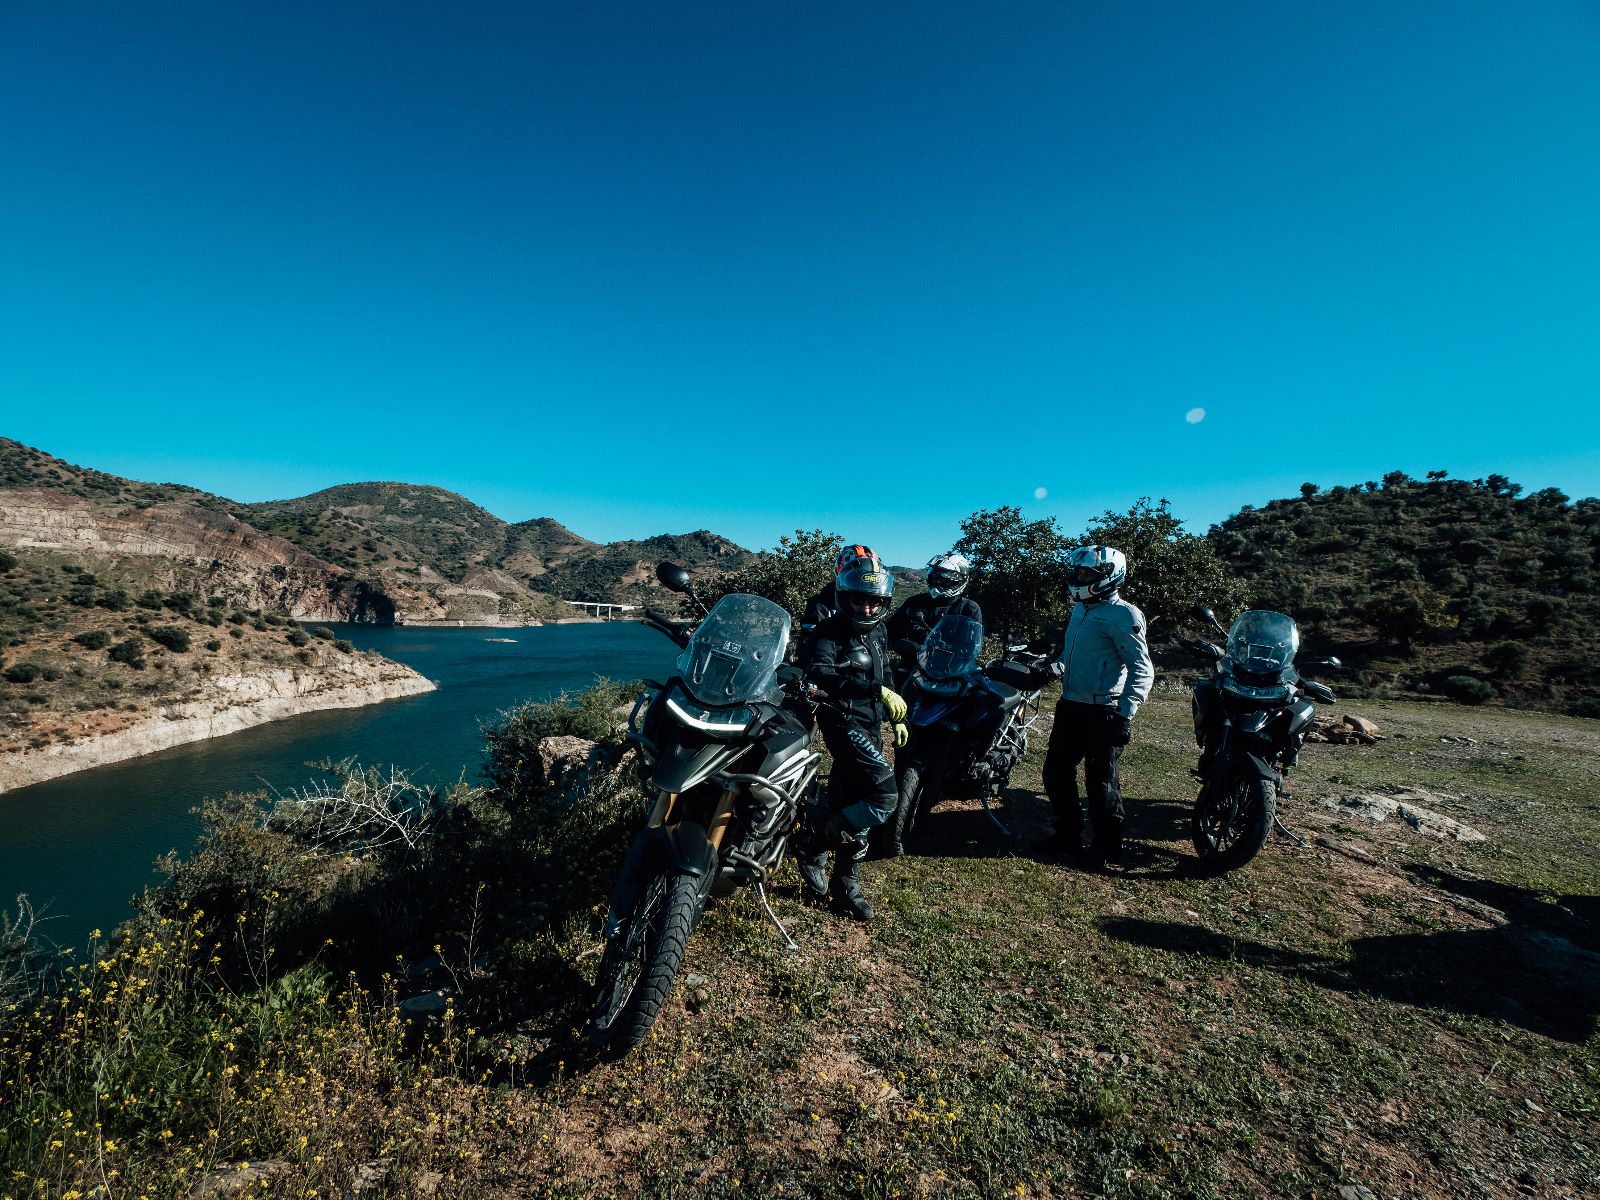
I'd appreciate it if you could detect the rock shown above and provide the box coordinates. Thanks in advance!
[536,735,600,787]
[1314,789,1486,842]
[1337,1186,1377,1200]
[683,972,708,987]
[189,1160,292,1198]
[399,990,450,1016]
[347,1158,393,1195]
[1342,713,1381,738]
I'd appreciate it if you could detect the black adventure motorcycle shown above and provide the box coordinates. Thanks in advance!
[589,564,822,1055]
[885,613,1053,851]
[1177,605,1340,872]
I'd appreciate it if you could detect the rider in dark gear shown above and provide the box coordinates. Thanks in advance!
[798,544,878,658]
[1036,544,1153,868]
[887,552,982,659]
[796,550,907,921]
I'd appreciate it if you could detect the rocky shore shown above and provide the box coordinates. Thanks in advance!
[0,656,436,794]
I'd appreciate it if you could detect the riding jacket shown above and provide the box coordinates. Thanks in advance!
[887,592,982,651]
[801,611,890,726]
[1056,592,1154,719]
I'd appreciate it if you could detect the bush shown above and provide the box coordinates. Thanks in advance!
[108,638,147,669]
[286,628,312,647]
[333,639,355,653]
[72,630,110,650]
[136,590,165,610]
[3,662,42,684]
[148,625,191,653]
[95,588,130,611]
[0,549,15,573]
[311,626,334,640]
[1444,675,1497,705]
[228,627,243,639]
[482,677,643,808]
[163,591,197,616]
[205,638,222,652]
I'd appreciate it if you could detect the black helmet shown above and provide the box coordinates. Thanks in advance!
[836,550,894,632]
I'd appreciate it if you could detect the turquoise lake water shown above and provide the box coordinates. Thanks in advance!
[0,622,677,951]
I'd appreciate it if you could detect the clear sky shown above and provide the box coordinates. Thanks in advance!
[3,1,1598,564]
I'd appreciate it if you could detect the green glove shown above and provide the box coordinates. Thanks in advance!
[881,686,908,722]
[894,721,910,748]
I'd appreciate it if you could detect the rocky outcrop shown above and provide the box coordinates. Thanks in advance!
[0,488,385,620]
[0,655,436,794]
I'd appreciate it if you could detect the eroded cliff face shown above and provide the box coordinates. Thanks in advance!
[0,489,379,620]
[0,653,436,794]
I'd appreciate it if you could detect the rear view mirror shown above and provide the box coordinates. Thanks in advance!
[1191,603,1224,632]
[656,562,692,594]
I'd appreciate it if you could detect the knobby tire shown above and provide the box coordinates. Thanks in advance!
[1191,776,1274,873]
[590,870,702,1055]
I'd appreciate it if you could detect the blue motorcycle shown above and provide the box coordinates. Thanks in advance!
[882,614,1051,853]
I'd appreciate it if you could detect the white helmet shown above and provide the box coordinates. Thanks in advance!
[925,552,971,600]
[1066,544,1126,603]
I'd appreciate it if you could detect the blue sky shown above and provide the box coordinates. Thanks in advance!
[3,1,1598,564]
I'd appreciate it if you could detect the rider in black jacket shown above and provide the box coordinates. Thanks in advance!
[796,551,908,921]
[887,552,982,658]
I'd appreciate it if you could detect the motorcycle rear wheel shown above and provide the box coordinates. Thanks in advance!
[1191,776,1274,872]
[589,870,701,1055]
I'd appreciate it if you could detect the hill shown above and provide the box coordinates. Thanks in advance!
[3,685,1594,1195]
[1209,471,1600,716]
[0,440,756,626]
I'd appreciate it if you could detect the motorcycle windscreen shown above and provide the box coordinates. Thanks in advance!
[917,614,983,681]
[676,593,790,706]
[1224,610,1300,677]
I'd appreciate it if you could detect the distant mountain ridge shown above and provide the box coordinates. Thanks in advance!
[0,439,753,624]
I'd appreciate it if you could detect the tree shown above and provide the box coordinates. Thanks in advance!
[711,529,843,622]
[1363,583,1457,652]
[954,506,1072,642]
[1081,498,1245,633]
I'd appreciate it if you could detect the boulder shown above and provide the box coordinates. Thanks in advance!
[537,734,599,787]
[1342,713,1381,738]
[1313,788,1486,842]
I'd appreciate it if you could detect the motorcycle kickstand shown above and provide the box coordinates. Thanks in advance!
[1273,813,1310,849]
[754,881,800,953]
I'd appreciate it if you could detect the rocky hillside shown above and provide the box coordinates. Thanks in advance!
[0,551,432,792]
[1208,471,1600,715]
[0,440,754,625]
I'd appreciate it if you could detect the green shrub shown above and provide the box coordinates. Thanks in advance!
[0,549,15,573]
[148,625,191,653]
[163,591,197,616]
[482,677,643,808]
[333,639,355,653]
[205,638,222,652]
[286,628,311,647]
[95,588,130,611]
[1444,675,1497,705]
[3,662,42,684]
[108,638,147,669]
[228,627,243,639]
[72,630,111,650]
[311,626,334,640]
[136,589,165,610]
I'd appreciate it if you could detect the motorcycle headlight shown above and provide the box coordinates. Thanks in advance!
[1221,676,1290,703]
[664,695,754,737]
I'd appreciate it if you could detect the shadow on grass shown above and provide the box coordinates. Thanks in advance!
[1100,869,1600,1044]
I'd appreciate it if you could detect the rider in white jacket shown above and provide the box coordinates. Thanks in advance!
[1037,545,1154,866]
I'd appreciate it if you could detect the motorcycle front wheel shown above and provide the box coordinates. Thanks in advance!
[1191,776,1274,873]
[589,870,702,1055]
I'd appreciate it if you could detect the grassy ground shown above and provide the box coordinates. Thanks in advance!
[4,691,1596,1198]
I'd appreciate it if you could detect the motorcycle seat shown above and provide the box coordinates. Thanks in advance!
[988,681,1026,712]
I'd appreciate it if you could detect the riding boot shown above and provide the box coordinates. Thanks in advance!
[795,837,830,900]
[1032,799,1082,856]
[829,855,874,922]
[1086,815,1125,868]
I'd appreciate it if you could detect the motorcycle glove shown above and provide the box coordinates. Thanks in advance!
[893,721,909,748]
[1107,713,1133,746]
[880,686,908,723]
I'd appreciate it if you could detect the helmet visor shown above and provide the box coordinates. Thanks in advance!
[1068,565,1105,587]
